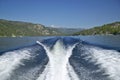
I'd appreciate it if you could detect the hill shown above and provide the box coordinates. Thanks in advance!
[0,19,63,36]
[74,22,120,35]
[0,19,83,37]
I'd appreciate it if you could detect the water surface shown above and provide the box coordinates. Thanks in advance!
[0,36,120,80]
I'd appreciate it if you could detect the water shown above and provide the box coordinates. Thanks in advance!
[36,40,79,80]
[0,36,52,53]
[0,36,120,80]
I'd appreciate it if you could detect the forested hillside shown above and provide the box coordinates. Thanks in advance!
[74,22,120,35]
[0,19,62,36]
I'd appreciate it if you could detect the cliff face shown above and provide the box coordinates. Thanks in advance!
[0,19,61,36]
[74,22,120,35]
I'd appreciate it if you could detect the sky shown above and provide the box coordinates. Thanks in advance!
[0,0,120,28]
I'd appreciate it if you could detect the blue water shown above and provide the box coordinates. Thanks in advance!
[0,36,120,53]
[0,36,120,80]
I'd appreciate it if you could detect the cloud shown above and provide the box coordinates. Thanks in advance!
[50,25,56,27]
[50,25,61,28]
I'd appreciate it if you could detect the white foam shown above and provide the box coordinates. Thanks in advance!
[85,46,120,80]
[0,49,31,80]
[37,40,79,80]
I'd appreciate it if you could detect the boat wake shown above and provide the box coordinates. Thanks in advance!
[0,37,120,80]
[36,40,79,80]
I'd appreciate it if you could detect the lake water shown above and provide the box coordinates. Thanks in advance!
[0,35,120,53]
[0,36,120,80]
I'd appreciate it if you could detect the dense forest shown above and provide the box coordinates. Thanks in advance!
[74,22,120,35]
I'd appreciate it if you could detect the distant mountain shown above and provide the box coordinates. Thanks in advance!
[47,27,83,35]
[0,19,62,37]
[73,22,120,35]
